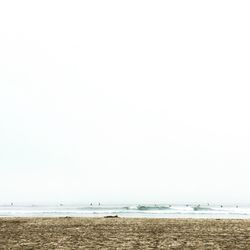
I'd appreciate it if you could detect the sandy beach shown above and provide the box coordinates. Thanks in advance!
[0,217,249,249]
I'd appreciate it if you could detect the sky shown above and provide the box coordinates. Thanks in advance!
[0,1,250,205]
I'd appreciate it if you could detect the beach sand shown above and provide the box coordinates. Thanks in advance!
[0,217,249,249]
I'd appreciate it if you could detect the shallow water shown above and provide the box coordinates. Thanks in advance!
[1,204,250,218]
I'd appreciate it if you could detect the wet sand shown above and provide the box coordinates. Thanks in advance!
[0,217,249,249]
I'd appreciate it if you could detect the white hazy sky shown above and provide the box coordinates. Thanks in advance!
[0,1,250,204]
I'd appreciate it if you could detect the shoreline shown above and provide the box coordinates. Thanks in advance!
[1,215,250,219]
[1,217,249,249]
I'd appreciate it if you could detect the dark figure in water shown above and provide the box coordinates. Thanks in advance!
[90,203,93,206]
[98,202,101,206]
[11,203,13,206]
[104,215,118,218]
[220,205,223,208]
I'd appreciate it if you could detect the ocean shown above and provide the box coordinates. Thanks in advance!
[1,204,250,218]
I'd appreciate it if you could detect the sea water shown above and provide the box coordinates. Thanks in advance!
[1,204,250,218]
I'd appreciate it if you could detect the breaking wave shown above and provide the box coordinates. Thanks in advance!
[136,205,171,211]
[192,206,213,211]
